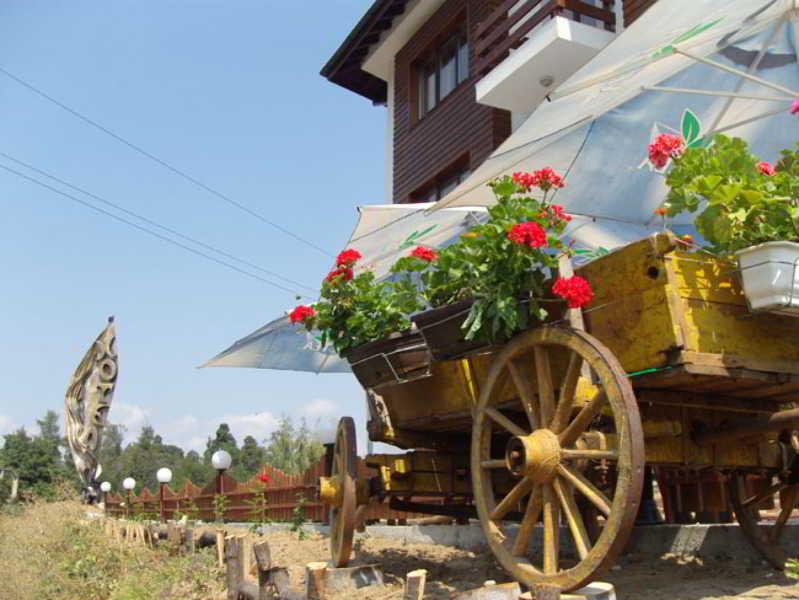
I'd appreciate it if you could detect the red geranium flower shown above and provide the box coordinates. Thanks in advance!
[336,249,361,267]
[512,172,535,191]
[531,168,565,191]
[410,246,438,262]
[257,472,270,484]
[289,305,316,324]
[552,275,593,309]
[543,204,572,223]
[648,134,684,169]
[791,98,799,115]
[757,161,776,176]
[508,222,547,248]
[324,267,353,284]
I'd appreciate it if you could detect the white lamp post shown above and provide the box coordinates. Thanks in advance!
[211,449,232,496]
[156,468,172,522]
[99,481,111,509]
[122,477,136,518]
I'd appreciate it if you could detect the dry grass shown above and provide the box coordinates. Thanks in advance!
[0,500,224,600]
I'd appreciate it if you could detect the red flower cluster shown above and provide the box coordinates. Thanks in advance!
[791,98,799,115]
[757,161,776,176]
[289,304,316,324]
[541,204,572,223]
[512,168,565,192]
[258,472,271,484]
[552,275,593,309]
[336,249,361,267]
[324,267,353,284]
[648,134,685,169]
[410,246,438,262]
[531,168,565,191]
[508,221,547,248]
[512,171,536,191]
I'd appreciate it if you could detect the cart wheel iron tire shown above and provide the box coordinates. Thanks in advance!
[728,470,799,569]
[472,326,645,591]
[323,416,358,567]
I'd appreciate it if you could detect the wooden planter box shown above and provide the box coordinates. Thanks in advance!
[410,299,489,361]
[342,331,430,389]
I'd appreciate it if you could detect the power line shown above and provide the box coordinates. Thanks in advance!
[0,150,317,293]
[0,161,315,299]
[0,64,333,257]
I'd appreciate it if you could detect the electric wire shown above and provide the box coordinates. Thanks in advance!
[0,64,333,257]
[0,150,317,293]
[0,161,315,299]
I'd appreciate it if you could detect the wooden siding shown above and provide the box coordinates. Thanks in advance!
[622,0,658,26]
[392,0,511,204]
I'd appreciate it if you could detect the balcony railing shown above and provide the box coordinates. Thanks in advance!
[474,0,616,79]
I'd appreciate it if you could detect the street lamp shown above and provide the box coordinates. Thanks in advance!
[100,481,112,509]
[211,449,232,495]
[123,477,136,518]
[156,468,173,523]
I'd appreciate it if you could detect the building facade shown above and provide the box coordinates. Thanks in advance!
[321,0,659,204]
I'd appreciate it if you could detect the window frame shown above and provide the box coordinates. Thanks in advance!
[413,25,470,122]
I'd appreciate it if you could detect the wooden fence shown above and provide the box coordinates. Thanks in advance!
[105,455,427,523]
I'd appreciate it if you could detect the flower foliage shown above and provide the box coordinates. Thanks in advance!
[662,134,799,253]
[294,250,422,354]
[393,169,579,342]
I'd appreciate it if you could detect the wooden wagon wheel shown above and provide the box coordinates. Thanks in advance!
[329,416,357,567]
[728,471,799,569]
[471,326,645,591]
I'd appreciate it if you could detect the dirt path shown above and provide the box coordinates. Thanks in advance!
[260,530,799,599]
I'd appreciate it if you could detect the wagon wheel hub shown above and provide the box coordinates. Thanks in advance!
[506,429,561,483]
[319,476,342,508]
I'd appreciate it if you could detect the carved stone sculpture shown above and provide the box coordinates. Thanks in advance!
[64,317,118,503]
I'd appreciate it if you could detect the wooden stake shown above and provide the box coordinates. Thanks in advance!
[242,535,253,581]
[216,529,226,568]
[184,524,195,553]
[305,561,327,600]
[534,583,561,600]
[403,569,427,600]
[224,535,245,600]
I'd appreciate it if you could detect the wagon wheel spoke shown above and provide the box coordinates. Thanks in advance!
[512,485,543,556]
[771,485,799,542]
[533,347,556,427]
[559,390,608,448]
[561,449,619,461]
[508,358,540,431]
[550,351,582,434]
[485,406,527,437]
[557,464,612,517]
[491,476,534,521]
[481,459,507,469]
[553,477,591,560]
[543,484,560,574]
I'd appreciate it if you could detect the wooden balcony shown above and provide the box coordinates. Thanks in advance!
[474,0,616,80]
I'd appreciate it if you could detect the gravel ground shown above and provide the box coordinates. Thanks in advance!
[255,530,799,599]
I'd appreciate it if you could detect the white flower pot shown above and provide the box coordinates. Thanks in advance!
[736,241,799,314]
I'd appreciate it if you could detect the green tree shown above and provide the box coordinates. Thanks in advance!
[234,435,266,480]
[0,427,64,499]
[264,417,325,475]
[203,423,239,467]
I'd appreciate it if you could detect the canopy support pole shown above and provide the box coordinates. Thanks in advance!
[643,85,792,102]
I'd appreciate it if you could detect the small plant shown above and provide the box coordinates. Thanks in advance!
[212,493,229,523]
[657,134,799,253]
[244,492,270,532]
[393,169,588,342]
[290,493,308,540]
[174,498,200,522]
[291,250,423,353]
[787,558,799,580]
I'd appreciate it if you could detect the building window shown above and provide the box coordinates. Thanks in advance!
[412,161,471,203]
[416,29,469,119]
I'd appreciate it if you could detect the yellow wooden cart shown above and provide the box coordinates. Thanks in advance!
[319,232,799,591]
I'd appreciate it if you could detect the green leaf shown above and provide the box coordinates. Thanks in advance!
[681,109,701,145]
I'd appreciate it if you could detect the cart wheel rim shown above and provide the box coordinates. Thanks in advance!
[471,326,644,591]
[330,416,357,567]
[728,471,798,569]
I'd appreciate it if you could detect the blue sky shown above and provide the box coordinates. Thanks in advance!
[0,1,382,451]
